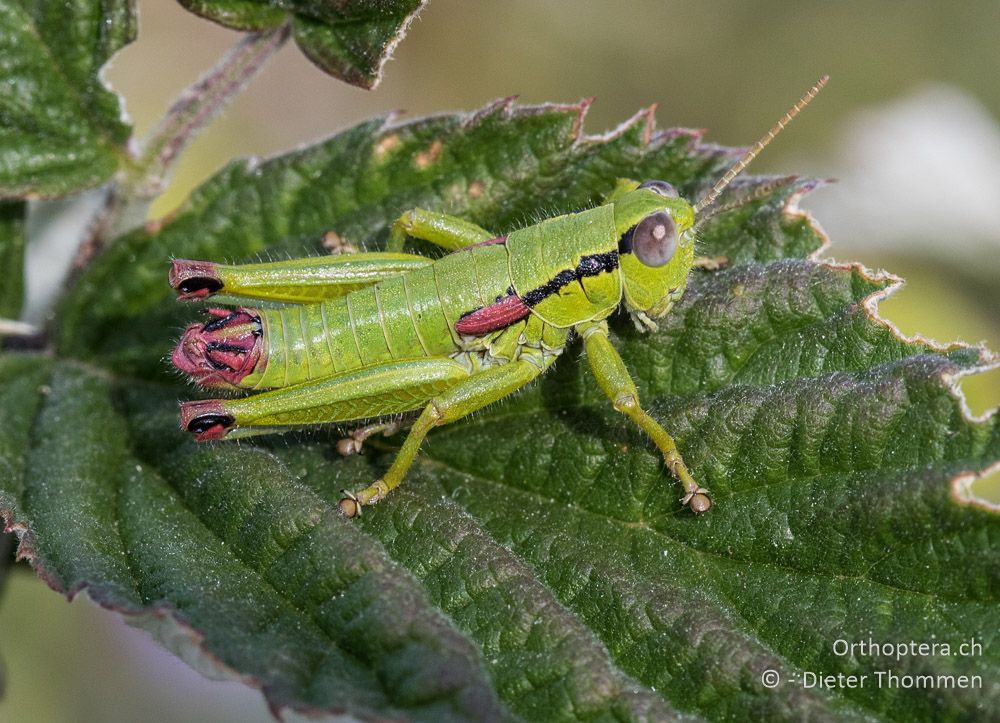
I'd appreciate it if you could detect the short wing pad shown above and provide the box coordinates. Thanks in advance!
[455,293,532,335]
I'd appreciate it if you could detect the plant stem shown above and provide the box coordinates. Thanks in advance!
[72,22,292,272]
[131,22,292,203]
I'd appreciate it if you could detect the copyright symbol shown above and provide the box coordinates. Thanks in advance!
[761,669,780,688]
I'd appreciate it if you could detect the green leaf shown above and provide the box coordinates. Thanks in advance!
[0,1,135,198]
[0,201,25,319]
[177,0,427,88]
[5,101,1000,720]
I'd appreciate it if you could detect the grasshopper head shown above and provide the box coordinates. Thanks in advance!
[611,79,830,329]
[613,180,696,328]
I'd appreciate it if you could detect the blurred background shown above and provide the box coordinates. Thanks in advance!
[3,1,999,720]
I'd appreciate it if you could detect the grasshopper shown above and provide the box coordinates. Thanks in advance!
[170,77,827,518]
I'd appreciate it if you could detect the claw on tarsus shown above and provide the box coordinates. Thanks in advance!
[339,480,390,519]
[681,488,712,514]
[338,490,362,518]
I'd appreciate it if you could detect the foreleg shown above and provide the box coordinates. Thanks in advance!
[579,321,710,513]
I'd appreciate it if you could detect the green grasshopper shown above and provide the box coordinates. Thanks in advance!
[170,77,827,518]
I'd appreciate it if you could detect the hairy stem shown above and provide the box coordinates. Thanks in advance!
[131,22,292,201]
[72,22,292,272]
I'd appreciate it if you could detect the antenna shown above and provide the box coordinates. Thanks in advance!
[693,75,829,215]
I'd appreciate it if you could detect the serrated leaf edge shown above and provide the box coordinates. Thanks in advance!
[0,498,426,722]
[789,181,1000,514]
[950,460,1000,512]
[144,97,734,236]
[5,5,137,201]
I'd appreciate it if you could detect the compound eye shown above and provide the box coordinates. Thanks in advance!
[632,212,678,267]
[638,180,679,198]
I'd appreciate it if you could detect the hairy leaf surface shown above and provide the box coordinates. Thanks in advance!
[3,101,999,721]
[0,0,134,197]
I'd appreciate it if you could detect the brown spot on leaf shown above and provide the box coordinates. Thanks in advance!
[468,180,485,199]
[414,140,443,169]
[374,133,401,160]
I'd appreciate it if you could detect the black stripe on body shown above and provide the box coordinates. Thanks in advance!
[522,251,619,307]
[617,224,637,255]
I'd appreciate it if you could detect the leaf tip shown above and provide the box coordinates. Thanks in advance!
[465,96,520,127]
[573,96,596,138]
[362,0,430,90]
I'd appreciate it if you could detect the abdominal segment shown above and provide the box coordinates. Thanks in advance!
[172,243,524,390]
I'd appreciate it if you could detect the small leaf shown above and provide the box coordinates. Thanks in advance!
[0,1,135,197]
[5,101,999,720]
[178,0,427,88]
[0,201,25,319]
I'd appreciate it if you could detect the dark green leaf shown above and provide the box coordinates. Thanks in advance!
[178,0,427,88]
[0,202,25,318]
[5,102,1000,720]
[0,1,135,198]
[0,356,505,720]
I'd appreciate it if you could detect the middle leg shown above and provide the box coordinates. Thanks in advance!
[386,208,496,252]
[336,416,415,456]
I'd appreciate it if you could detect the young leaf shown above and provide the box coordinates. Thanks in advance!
[4,102,999,721]
[178,0,427,88]
[0,1,135,198]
